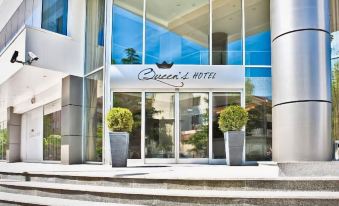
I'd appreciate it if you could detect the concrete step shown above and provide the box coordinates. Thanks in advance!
[0,191,141,206]
[1,171,338,191]
[0,179,338,206]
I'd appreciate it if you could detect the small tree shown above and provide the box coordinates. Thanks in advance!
[218,105,248,132]
[106,107,134,133]
[121,48,141,64]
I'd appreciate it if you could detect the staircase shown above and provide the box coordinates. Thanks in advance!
[0,170,338,206]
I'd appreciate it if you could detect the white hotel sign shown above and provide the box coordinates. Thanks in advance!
[110,65,244,89]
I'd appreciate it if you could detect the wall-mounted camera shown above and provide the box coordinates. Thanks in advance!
[10,50,39,65]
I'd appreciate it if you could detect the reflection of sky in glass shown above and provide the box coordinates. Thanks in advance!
[246,68,272,99]
[112,6,143,64]
[112,6,271,66]
[331,31,339,59]
[245,31,271,65]
[146,20,208,64]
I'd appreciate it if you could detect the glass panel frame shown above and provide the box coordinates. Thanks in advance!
[41,0,68,35]
[212,92,241,159]
[145,92,176,159]
[43,100,62,161]
[113,92,142,159]
[110,0,273,66]
[84,70,104,162]
[179,92,209,159]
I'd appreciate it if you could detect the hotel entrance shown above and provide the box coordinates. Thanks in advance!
[112,91,242,164]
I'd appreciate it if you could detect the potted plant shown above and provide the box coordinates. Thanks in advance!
[218,105,248,166]
[106,107,134,167]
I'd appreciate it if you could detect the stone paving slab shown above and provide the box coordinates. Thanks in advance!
[0,162,338,180]
[0,162,280,180]
[0,192,142,206]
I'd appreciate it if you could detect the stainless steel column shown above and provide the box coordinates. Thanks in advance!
[271,0,332,161]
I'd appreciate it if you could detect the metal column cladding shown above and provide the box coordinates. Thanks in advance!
[271,0,332,161]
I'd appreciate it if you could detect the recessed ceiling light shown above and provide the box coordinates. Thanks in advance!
[43,75,47,78]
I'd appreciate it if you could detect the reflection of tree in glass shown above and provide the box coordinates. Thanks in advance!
[145,95,174,158]
[113,94,142,158]
[0,127,8,159]
[333,63,339,140]
[183,112,208,157]
[182,97,209,158]
[245,78,272,161]
[121,48,141,64]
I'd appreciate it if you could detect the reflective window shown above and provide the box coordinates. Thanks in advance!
[212,92,241,159]
[245,0,271,65]
[145,0,209,64]
[85,0,105,74]
[113,93,142,159]
[179,93,209,158]
[145,93,175,158]
[112,0,143,64]
[245,68,272,161]
[331,59,339,140]
[42,0,68,35]
[43,100,61,161]
[331,1,339,141]
[212,0,242,65]
[0,120,7,160]
[84,71,103,162]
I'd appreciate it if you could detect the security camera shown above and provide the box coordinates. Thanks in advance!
[28,52,38,62]
[10,51,38,65]
[10,50,24,65]
[10,51,19,63]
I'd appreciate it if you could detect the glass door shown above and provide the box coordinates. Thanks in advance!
[145,92,176,163]
[178,93,209,162]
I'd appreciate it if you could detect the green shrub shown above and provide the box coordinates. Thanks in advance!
[218,105,248,132]
[106,107,134,132]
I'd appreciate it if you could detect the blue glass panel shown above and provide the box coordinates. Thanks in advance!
[112,5,143,64]
[245,31,271,65]
[41,0,68,35]
[245,67,271,77]
[145,20,208,65]
[228,39,243,65]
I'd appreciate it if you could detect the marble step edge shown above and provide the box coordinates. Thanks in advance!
[0,180,339,200]
[0,192,142,206]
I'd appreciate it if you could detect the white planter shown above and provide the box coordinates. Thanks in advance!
[109,132,129,167]
[224,131,245,166]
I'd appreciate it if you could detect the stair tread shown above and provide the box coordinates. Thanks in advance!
[0,191,142,206]
[0,179,338,199]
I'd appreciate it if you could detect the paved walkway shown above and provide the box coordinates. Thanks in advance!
[0,162,280,180]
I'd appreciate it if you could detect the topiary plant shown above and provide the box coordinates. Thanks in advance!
[106,107,134,133]
[218,105,248,132]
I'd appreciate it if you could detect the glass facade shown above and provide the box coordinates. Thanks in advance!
[43,100,61,161]
[245,68,272,161]
[179,93,209,158]
[331,0,339,141]
[145,93,175,158]
[85,0,105,73]
[112,0,143,64]
[245,0,271,65]
[41,0,68,35]
[145,0,209,65]
[0,120,7,161]
[84,70,103,162]
[111,0,271,66]
[84,0,105,162]
[212,93,241,159]
[113,93,142,159]
[212,0,242,65]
